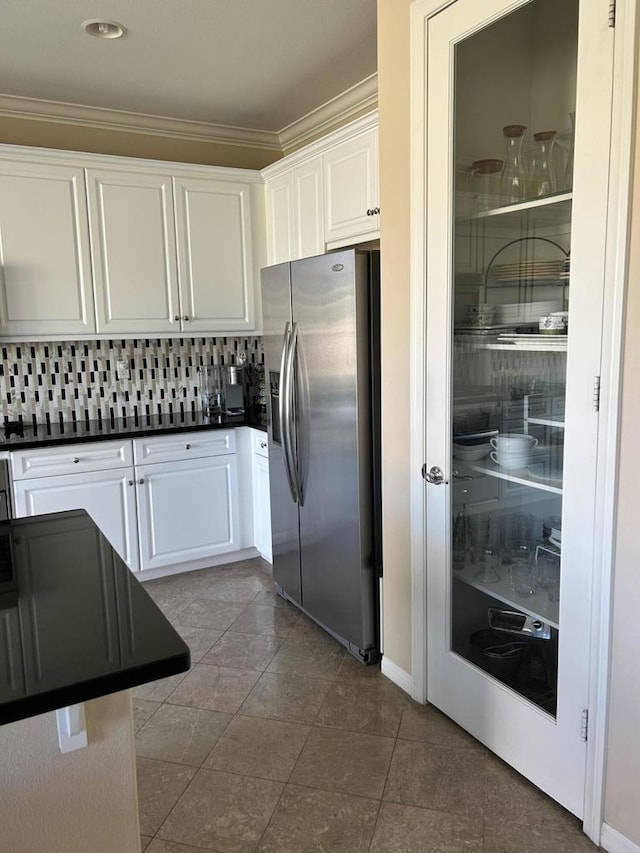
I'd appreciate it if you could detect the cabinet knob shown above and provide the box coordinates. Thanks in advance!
[73,457,80,464]
[174,315,180,322]
[366,208,373,216]
[186,443,191,450]
[138,478,144,485]
[260,441,267,449]
[128,480,134,486]
[183,315,190,322]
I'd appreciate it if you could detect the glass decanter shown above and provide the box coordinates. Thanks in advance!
[500,124,528,203]
[529,130,557,197]
[562,111,576,191]
[468,158,503,213]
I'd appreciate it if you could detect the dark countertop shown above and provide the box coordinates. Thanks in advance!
[0,510,190,725]
[1,409,268,451]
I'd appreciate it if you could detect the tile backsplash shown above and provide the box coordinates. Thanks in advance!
[0,336,264,426]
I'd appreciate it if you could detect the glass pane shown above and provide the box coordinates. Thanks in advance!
[450,0,578,717]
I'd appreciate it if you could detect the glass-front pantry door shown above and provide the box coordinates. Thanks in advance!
[422,0,614,816]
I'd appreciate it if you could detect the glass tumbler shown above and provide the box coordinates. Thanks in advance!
[471,544,501,584]
[508,557,535,597]
[500,124,528,203]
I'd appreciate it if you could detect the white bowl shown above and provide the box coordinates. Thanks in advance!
[452,444,491,461]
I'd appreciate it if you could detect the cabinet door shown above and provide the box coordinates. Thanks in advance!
[0,161,95,337]
[252,453,272,562]
[136,455,240,571]
[293,157,324,260]
[86,169,181,334]
[13,469,139,571]
[174,178,255,332]
[266,172,295,264]
[419,0,614,817]
[323,128,379,246]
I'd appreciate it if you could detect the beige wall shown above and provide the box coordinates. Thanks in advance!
[378,0,413,674]
[0,115,282,169]
[603,85,640,847]
[0,691,140,852]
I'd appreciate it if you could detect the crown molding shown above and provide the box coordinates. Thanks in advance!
[277,73,378,153]
[262,109,378,179]
[0,74,378,157]
[0,94,282,152]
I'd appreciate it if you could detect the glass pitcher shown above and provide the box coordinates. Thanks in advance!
[198,365,223,416]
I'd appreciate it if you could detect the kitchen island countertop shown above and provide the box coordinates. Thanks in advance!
[0,509,189,725]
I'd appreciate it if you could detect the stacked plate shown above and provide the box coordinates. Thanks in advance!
[494,259,566,286]
[496,333,568,351]
[493,299,563,325]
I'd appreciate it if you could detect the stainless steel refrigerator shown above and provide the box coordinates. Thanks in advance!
[262,249,381,663]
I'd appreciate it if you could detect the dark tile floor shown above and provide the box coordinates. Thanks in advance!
[135,558,598,853]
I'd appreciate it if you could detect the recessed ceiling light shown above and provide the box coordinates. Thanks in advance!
[82,19,126,39]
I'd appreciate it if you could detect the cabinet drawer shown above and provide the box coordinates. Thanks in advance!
[12,440,133,480]
[134,430,236,465]
[252,430,269,457]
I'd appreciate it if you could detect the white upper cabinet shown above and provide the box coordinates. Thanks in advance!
[323,126,379,246]
[266,171,295,265]
[264,113,379,264]
[293,157,324,260]
[0,160,95,337]
[174,178,255,332]
[265,156,324,264]
[87,169,181,335]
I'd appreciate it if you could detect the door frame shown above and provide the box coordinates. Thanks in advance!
[408,0,638,842]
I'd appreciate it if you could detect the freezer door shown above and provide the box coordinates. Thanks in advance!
[261,262,301,604]
[291,250,375,652]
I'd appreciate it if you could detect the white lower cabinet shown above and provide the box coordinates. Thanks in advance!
[252,454,272,562]
[135,454,240,571]
[11,428,270,575]
[250,428,272,562]
[12,467,139,571]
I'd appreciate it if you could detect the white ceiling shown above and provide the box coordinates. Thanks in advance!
[0,0,378,133]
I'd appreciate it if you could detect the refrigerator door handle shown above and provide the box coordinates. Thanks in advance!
[279,322,298,503]
[286,322,304,506]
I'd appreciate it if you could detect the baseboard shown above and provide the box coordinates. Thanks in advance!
[601,823,640,853]
[137,547,261,582]
[380,657,414,697]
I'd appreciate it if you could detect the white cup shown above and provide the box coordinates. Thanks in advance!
[490,450,530,470]
[490,434,538,452]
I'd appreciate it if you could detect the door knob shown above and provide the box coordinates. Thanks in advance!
[422,465,448,485]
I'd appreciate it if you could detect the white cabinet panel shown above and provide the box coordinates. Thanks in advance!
[0,161,95,337]
[87,169,181,334]
[323,128,379,246]
[266,172,295,265]
[13,468,139,571]
[136,455,239,571]
[294,158,324,260]
[252,453,272,562]
[174,178,255,331]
